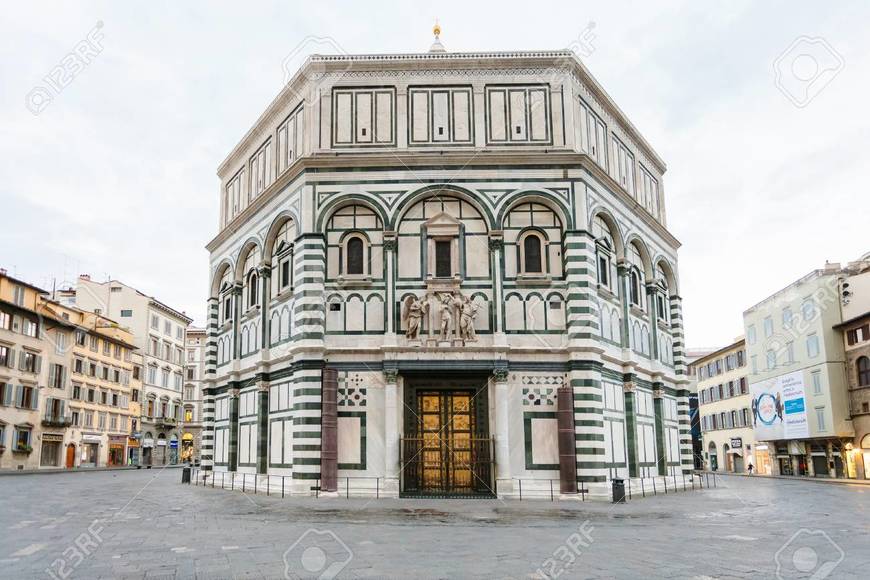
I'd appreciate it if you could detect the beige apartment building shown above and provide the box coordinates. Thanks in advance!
[744,264,853,478]
[693,339,766,473]
[0,272,53,470]
[64,276,192,465]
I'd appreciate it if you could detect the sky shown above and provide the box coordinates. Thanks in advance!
[1,1,867,346]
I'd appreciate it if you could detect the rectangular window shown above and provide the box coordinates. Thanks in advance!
[807,333,820,358]
[12,285,25,306]
[435,240,452,278]
[151,314,159,330]
[747,325,756,345]
[611,136,635,194]
[802,299,815,321]
[815,407,826,431]
[0,345,9,367]
[120,309,132,317]
[763,316,773,338]
[782,307,793,328]
[811,370,822,395]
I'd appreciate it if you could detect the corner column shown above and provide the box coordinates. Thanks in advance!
[257,379,269,474]
[231,285,242,360]
[652,383,667,476]
[493,367,511,483]
[383,367,400,489]
[383,234,397,342]
[670,295,687,376]
[259,264,271,350]
[227,387,240,472]
[676,387,694,473]
[489,234,505,342]
[617,261,631,348]
[201,296,219,472]
[623,376,639,478]
[646,281,660,361]
[321,368,338,493]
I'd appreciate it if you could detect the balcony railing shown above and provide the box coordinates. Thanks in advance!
[154,416,178,428]
[42,415,73,428]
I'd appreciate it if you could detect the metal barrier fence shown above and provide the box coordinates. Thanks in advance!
[609,471,718,501]
[186,468,717,501]
[188,468,383,499]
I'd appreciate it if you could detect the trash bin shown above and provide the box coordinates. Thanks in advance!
[611,478,626,503]
[181,466,191,484]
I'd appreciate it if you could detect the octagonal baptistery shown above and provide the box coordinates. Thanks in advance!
[202,47,691,500]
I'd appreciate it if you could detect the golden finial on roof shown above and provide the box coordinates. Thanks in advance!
[429,19,446,52]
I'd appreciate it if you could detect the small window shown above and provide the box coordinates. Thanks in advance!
[435,240,452,278]
[347,237,365,275]
[522,234,543,274]
[858,357,870,387]
[281,260,291,289]
[248,272,259,308]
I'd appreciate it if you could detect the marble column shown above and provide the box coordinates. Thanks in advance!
[256,380,269,474]
[227,387,240,472]
[653,384,666,476]
[383,235,397,343]
[489,234,506,344]
[623,376,639,478]
[383,368,400,487]
[493,367,511,483]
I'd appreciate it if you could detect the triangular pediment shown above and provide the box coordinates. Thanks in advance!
[423,211,462,228]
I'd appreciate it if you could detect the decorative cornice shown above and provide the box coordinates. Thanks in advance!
[207,152,680,254]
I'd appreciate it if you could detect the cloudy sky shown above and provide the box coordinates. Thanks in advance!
[1,1,867,346]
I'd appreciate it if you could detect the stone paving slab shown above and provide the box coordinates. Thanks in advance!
[0,468,868,579]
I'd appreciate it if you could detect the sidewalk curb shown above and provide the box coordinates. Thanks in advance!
[706,471,870,486]
[0,464,185,476]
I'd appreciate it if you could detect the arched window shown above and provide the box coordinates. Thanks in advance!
[630,270,641,306]
[592,216,616,290]
[628,243,645,309]
[656,264,671,323]
[522,234,543,274]
[271,219,295,292]
[240,244,261,311]
[346,236,365,276]
[858,356,870,386]
[248,271,258,308]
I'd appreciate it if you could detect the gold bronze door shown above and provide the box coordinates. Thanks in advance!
[403,389,493,496]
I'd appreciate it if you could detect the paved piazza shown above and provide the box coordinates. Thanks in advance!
[1,470,868,579]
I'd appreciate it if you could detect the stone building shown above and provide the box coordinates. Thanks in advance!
[0,273,53,470]
[66,276,192,466]
[202,41,692,498]
[743,265,854,478]
[835,253,870,478]
[181,327,206,463]
[691,339,765,474]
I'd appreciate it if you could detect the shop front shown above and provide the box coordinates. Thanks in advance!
[80,434,102,468]
[181,432,196,463]
[142,433,154,467]
[108,436,126,467]
[754,443,772,475]
[127,437,140,466]
[40,433,64,468]
[169,435,179,465]
[728,438,744,473]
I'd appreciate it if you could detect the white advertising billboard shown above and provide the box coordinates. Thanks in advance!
[750,370,809,441]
